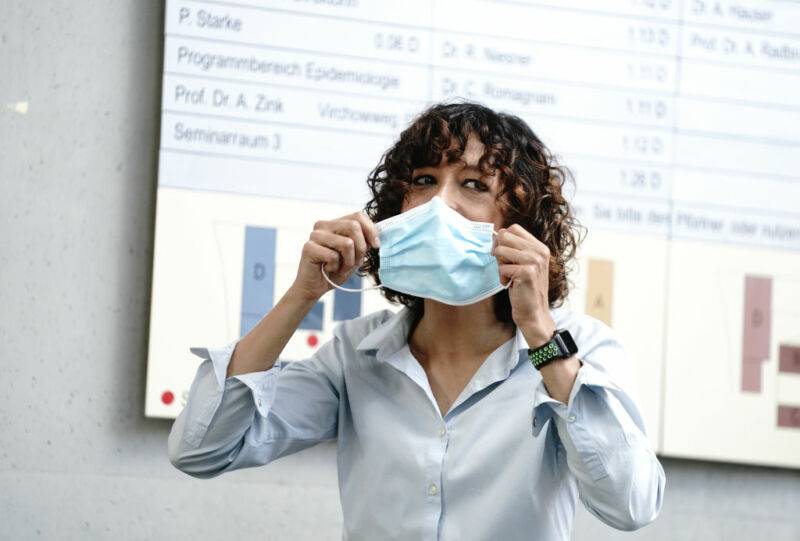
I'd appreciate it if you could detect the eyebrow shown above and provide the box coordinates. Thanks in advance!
[414,160,482,171]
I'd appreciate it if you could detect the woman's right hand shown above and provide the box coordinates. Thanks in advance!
[291,211,381,302]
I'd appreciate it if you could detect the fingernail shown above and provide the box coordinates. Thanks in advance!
[373,236,381,248]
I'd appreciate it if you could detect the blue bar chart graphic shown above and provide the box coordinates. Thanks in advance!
[241,225,363,338]
[241,226,276,336]
[334,274,363,321]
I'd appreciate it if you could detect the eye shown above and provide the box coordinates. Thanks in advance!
[411,174,436,186]
[463,178,489,192]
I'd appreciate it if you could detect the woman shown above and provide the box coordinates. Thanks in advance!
[169,102,665,540]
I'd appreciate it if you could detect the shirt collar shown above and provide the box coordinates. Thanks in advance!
[356,306,534,372]
[476,326,531,387]
[355,307,545,415]
[513,324,531,352]
[355,307,417,361]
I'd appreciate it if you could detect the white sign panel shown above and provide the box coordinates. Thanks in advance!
[147,0,800,469]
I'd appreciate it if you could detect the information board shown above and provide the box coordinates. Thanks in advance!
[146,0,800,469]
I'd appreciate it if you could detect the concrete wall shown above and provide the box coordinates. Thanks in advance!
[1,2,797,539]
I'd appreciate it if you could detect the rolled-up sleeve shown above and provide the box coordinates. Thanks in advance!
[168,336,343,479]
[531,320,665,531]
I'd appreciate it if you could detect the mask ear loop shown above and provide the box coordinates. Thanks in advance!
[320,263,384,293]
[492,231,513,290]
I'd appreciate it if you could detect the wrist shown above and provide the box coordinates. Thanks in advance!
[519,321,557,350]
[286,282,324,307]
[538,356,581,404]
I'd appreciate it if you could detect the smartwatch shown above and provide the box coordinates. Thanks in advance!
[528,329,578,370]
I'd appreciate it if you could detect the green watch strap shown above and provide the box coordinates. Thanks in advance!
[528,329,578,370]
[528,341,562,369]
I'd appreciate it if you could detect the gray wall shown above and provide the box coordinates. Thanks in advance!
[1,2,797,539]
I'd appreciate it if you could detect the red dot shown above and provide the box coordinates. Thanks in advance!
[161,391,174,405]
[307,334,319,347]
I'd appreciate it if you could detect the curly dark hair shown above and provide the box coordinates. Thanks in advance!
[362,101,584,322]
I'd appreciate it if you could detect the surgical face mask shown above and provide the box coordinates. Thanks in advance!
[321,196,509,306]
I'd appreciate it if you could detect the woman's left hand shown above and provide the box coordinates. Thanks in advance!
[492,224,557,347]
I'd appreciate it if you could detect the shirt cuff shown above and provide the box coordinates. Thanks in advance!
[189,342,283,419]
[531,360,628,437]
[190,341,238,389]
[532,360,648,482]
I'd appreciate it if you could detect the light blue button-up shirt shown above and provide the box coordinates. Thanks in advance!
[169,307,664,540]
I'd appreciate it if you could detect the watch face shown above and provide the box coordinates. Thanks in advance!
[558,330,578,355]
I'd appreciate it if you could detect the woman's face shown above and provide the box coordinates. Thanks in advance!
[402,133,505,229]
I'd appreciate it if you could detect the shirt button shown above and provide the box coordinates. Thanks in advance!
[216,385,222,393]
[567,414,576,423]
[257,399,262,407]
[428,484,438,496]
[533,416,538,428]
[438,427,447,437]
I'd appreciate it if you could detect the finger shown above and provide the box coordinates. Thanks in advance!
[497,223,544,246]
[310,230,357,268]
[494,230,530,252]
[507,223,539,242]
[498,262,544,291]
[313,218,334,232]
[303,242,342,273]
[331,218,369,262]
[497,263,518,287]
[350,211,381,249]
[492,245,539,266]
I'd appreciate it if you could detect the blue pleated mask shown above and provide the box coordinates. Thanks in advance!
[376,196,508,306]
[320,196,510,304]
